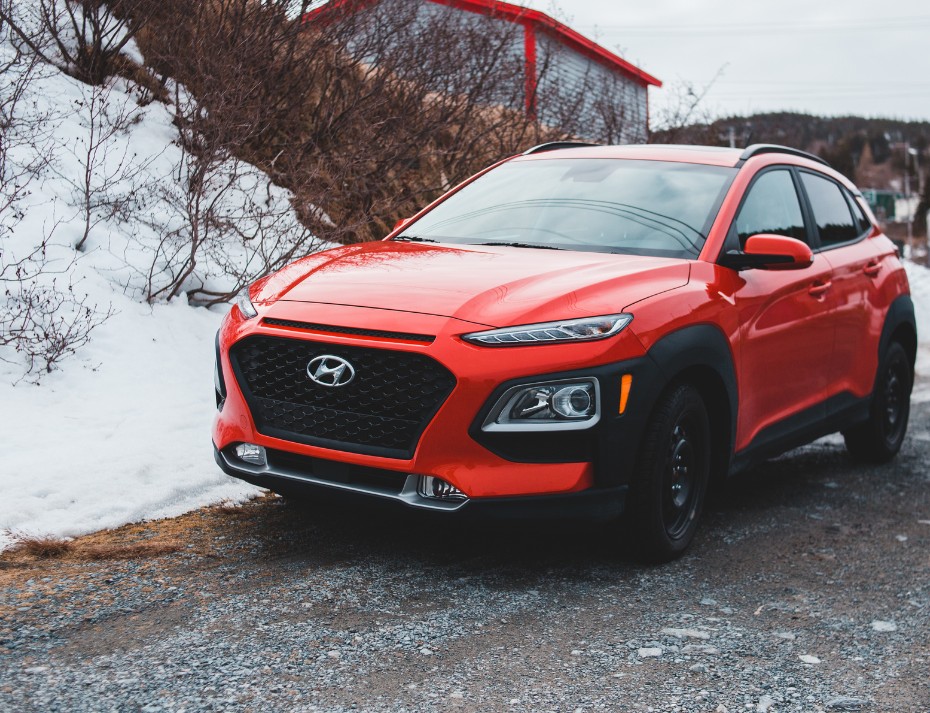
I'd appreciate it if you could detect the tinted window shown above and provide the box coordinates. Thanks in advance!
[801,172,858,247]
[398,159,736,259]
[735,170,806,247]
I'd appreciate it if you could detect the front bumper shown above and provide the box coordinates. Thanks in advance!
[213,300,657,507]
[214,444,627,521]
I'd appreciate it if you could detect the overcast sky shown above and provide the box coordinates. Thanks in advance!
[517,0,930,123]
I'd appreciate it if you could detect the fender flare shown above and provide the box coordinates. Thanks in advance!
[877,294,917,369]
[642,323,739,470]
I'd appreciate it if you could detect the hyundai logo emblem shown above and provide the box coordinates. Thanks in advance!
[307,355,356,387]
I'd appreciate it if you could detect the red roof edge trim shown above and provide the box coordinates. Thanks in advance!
[303,0,662,88]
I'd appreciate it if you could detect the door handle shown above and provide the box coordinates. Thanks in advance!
[808,280,832,297]
[863,260,881,277]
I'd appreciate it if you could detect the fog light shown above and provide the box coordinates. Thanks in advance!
[418,476,467,501]
[235,443,267,466]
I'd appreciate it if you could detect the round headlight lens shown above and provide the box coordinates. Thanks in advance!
[551,385,595,418]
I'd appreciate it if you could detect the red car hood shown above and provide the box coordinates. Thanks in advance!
[257,241,691,328]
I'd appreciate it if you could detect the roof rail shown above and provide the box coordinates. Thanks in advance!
[522,141,601,155]
[738,144,830,167]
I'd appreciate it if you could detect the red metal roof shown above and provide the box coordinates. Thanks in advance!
[304,0,662,88]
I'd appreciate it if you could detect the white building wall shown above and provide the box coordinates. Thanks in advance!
[334,0,649,143]
[535,31,648,144]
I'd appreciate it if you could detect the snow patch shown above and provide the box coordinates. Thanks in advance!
[905,261,930,402]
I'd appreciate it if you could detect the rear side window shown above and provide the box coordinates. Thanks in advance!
[735,170,806,248]
[848,194,873,236]
[800,172,858,247]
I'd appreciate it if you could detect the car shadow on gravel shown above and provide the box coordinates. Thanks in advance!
[226,442,868,575]
[226,396,927,583]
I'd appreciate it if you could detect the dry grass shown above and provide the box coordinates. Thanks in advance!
[9,535,75,558]
[78,541,184,561]
[213,499,250,516]
[5,533,182,563]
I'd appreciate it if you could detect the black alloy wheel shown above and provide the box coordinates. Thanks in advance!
[844,341,912,463]
[627,383,711,562]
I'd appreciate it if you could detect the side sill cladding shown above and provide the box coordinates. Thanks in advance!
[644,324,738,477]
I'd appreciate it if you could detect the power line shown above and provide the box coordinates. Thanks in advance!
[578,16,930,35]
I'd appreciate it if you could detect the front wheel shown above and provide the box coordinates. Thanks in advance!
[626,383,711,563]
[843,341,912,463]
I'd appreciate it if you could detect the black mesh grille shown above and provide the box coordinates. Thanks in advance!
[263,318,434,343]
[229,336,456,458]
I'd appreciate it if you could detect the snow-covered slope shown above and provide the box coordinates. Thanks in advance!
[0,28,314,546]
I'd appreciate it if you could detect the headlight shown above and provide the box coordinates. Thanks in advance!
[463,314,632,346]
[234,287,258,319]
[482,378,600,432]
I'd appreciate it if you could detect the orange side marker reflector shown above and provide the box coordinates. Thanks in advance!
[619,374,633,414]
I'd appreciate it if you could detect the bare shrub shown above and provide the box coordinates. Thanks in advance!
[47,77,157,251]
[1,0,113,379]
[0,243,114,377]
[128,0,576,257]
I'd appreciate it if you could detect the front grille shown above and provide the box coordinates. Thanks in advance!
[229,336,456,458]
[263,318,435,343]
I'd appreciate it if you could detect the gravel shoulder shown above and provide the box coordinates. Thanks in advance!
[1,399,928,713]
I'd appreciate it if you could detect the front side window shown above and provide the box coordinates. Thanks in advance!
[397,159,736,259]
[734,170,807,248]
[800,172,859,247]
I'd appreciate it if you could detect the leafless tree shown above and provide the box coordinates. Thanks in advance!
[649,69,726,144]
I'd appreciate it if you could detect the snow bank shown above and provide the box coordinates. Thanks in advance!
[0,298,260,550]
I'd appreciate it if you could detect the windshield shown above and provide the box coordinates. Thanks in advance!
[397,158,736,258]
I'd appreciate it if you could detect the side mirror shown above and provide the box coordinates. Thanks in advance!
[393,218,412,232]
[720,234,814,271]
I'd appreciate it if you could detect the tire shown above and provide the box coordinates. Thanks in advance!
[626,383,711,563]
[843,341,912,463]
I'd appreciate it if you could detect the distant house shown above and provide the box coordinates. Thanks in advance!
[305,0,661,144]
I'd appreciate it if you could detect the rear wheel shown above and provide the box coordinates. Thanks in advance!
[843,341,912,463]
[626,384,710,563]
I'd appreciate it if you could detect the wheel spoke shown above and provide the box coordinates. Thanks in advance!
[663,415,699,539]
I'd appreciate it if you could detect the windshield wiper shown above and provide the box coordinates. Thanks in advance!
[393,235,438,243]
[475,241,563,250]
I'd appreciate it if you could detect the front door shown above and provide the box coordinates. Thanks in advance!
[724,168,837,450]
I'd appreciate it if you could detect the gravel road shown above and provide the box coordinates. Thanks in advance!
[2,399,928,713]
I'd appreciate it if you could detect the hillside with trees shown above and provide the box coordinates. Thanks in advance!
[654,111,929,187]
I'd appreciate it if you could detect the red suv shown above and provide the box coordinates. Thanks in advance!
[212,143,916,561]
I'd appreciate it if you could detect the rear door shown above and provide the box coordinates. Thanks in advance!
[725,168,837,450]
[797,170,885,401]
